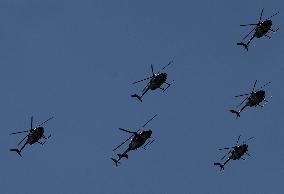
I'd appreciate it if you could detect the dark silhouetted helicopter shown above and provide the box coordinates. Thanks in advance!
[230,80,271,118]
[10,116,54,157]
[131,60,174,102]
[111,115,157,166]
[237,8,279,51]
[214,135,253,170]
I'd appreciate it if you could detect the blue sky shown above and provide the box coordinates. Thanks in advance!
[0,0,284,194]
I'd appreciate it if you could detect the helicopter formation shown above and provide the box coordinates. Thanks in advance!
[117,8,278,169]
[8,8,279,174]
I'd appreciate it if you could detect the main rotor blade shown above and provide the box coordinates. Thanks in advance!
[143,139,153,147]
[113,135,133,151]
[236,97,248,108]
[246,152,251,157]
[259,8,264,22]
[252,80,258,91]
[151,64,154,76]
[259,81,271,89]
[234,93,250,98]
[242,27,256,40]
[264,11,279,21]
[17,135,28,146]
[10,130,29,135]
[144,140,151,148]
[148,139,155,145]
[244,137,254,143]
[132,76,153,84]
[218,147,230,151]
[221,150,231,160]
[142,114,157,128]
[118,128,136,134]
[37,117,54,127]
[31,116,33,129]
[240,24,258,26]
[143,139,155,149]
[236,135,241,145]
[157,60,173,74]
[247,137,254,141]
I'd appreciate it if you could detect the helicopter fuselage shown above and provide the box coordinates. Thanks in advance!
[27,127,44,145]
[230,144,248,160]
[10,116,53,157]
[149,73,167,90]
[247,90,265,107]
[237,10,279,50]
[214,137,252,170]
[254,20,272,38]
[129,130,152,150]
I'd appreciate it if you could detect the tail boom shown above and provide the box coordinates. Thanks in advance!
[118,153,128,159]
[111,153,129,166]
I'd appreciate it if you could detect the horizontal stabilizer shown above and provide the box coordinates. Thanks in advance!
[237,42,248,51]
[10,148,22,157]
[214,163,224,170]
[230,110,240,118]
[111,158,119,166]
[131,94,142,102]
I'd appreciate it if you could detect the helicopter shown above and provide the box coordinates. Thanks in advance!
[10,116,54,157]
[111,115,157,166]
[230,80,271,118]
[237,8,279,51]
[131,60,174,102]
[214,135,254,170]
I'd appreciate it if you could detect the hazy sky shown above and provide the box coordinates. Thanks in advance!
[0,0,284,194]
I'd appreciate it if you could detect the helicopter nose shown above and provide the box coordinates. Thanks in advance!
[260,90,265,96]
[266,20,272,27]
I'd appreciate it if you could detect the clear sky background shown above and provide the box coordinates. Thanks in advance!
[0,0,284,194]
